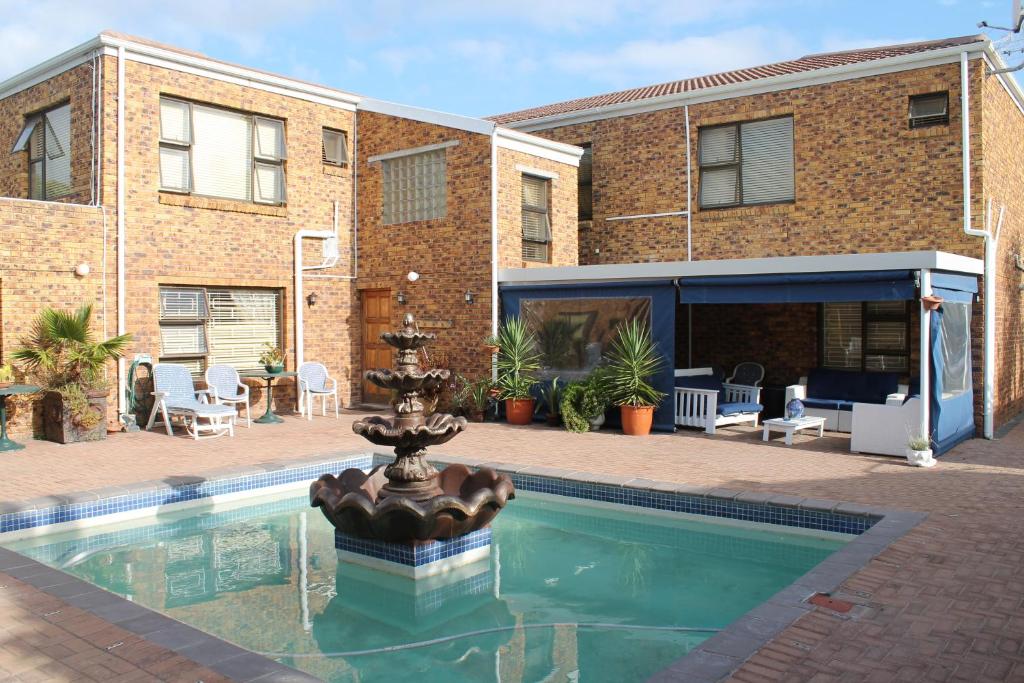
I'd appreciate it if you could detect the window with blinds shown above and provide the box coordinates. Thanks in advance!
[159,97,286,204]
[821,301,909,373]
[522,174,551,262]
[909,92,949,129]
[14,103,72,200]
[381,149,446,225]
[322,128,348,165]
[578,143,593,220]
[699,116,793,208]
[159,286,281,374]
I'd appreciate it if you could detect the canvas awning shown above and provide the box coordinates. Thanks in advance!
[677,270,918,304]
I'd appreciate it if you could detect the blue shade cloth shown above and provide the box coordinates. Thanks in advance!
[930,305,976,454]
[501,281,676,432]
[931,271,979,304]
[678,270,916,304]
[717,402,763,416]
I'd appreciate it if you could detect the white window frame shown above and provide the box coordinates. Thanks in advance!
[322,128,348,166]
[158,97,286,205]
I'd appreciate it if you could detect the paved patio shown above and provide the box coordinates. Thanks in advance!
[1,411,1023,682]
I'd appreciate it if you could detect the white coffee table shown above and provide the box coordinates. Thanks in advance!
[762,416,826,446]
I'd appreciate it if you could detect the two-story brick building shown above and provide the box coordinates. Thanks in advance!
[0,31,582,435]
[491,35,1024,451]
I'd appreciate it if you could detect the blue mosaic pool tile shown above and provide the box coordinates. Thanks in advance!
[0,453,373,534]
[334,527,492,567]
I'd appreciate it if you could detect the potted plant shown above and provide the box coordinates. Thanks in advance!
[13,304,132,443]
[0,363,14,389]
[454,375,494,422]
[560,369,611,433]
[605,319,665,436]
[259,343,285,373]
[906,434,936,468]
[483,334,501,356]
[496,316,541,425]
[536,376,561,426]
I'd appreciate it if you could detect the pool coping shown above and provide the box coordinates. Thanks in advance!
[0,449,926,683]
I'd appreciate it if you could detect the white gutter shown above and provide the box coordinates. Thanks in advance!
[960,50,999,439]
[116,46,126,416]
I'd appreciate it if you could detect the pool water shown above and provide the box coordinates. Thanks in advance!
[8,491,847,682]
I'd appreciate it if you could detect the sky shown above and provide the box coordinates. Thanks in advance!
[0,1,1016,118]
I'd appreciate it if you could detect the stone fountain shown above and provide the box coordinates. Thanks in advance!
[310,314,515,560]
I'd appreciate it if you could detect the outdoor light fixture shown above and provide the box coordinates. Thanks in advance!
[407,271,420,282]
[464,289,474,304]
[397,291,407,305]
[306,292,318,307]
[74,263,90,277]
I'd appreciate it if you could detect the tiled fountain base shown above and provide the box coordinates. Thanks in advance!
[334,527,493,578]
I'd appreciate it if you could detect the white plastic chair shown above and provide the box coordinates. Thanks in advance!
[146,364,236,439]
[205,364,252,428]
[297,362,339,420]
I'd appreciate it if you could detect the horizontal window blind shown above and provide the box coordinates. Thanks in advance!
[822,302,862,370]
[160,324,208,357]
[160,99,191,143]
[192,105,252,201]
[207,289,281,372]
[160,288,208,320]
[382,149,447,225]
[740,117,794,204]
[700,126,738,165]
[522,175,551,262]
[700,167,739,207]
[27,103,72,200]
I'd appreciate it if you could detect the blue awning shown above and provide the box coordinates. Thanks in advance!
[931,271,979,304]
[678,270,917,304]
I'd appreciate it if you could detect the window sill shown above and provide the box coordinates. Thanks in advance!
[697,202,794,221]
[159,193,287,217]
[905,125,951,139]
[323,163,349,177]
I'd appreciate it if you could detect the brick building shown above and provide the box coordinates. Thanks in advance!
[491,35,1024,449]
[0,32,581,435]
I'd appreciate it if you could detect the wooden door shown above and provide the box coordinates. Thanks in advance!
[361,289,392,404]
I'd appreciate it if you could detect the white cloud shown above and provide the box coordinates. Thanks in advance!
[550,27,803,88]
[375,46,433,75]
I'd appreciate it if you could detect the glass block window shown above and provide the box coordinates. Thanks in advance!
[381,148,447,225]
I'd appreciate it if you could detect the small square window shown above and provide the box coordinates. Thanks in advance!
[322,128,348,165]
[909,92,949,129]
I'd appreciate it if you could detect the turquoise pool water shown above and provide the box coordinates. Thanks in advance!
[8,491,846,682]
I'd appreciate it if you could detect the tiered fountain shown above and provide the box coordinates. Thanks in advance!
[310,313,514,577]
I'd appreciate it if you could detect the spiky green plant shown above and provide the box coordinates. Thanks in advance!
[604,319,666,408]
[13,303,132,392]
[495,316,541,400]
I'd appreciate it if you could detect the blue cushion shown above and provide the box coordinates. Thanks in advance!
[806,369,900,405]
[802,397,854,411]
[716,402,763,416]
[676,375,726,402]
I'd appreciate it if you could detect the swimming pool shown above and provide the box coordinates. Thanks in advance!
[8,489,848,682]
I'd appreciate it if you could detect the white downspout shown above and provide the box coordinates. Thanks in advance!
[490,129,499,340]
[919,269,931,440]
[961,50,998,439]
[684,104,693,368]
[116,46,126,416]
[294,207,340,368]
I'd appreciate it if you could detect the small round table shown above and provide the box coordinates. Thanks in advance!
[0,384,39,451]
[240,371,297,424]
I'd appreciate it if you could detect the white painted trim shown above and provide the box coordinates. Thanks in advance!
[359,97,494,134]
[514,164,558,180]
[499,250,983,285]
[0,39,112,99]
[495,128,583,166]
[606,210,688,221]
[367,139,460,164]
[116,47,127,417]
[501,43,991,131]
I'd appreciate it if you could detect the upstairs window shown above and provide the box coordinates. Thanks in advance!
[909,92,949,129]
[522,174,551,262]
[322,128,348,165]
[159,97,286,205]
[13,103,72,200]
[821,301,910,373]
[699,116,794,208]
[381,148,447,225]
[577,143,593,221]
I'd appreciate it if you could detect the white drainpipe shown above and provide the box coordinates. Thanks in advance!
[116,46,126,415]
[960,50,999,439]
[489,129,499,380]
[294,202,342,368]
[919,269,931,440]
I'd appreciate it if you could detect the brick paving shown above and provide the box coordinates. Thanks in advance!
[0,411,1023,681]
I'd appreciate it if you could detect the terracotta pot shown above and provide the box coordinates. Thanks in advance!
[505,398,535,425]
[921,295,944,311]
[620,404,655,436]
[484,344,500,355]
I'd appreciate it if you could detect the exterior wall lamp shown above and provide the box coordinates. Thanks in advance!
[464,289,474,304]
[306,292,318,307]
[396,291,407,305]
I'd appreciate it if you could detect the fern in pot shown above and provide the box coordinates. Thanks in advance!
[604,319,665,436]
[495,316,541,425]
[13,304,132,443]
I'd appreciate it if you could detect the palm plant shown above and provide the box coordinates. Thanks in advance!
[495,316,541,400]
[13,304,132,390]
[604,319,665,408]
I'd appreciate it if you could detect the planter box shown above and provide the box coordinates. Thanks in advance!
[42,391,107,444]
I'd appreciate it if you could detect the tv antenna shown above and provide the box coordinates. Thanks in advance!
[978,0,1024,74]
